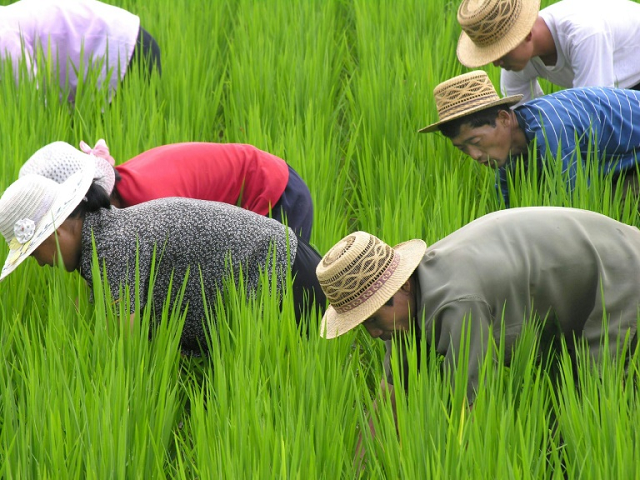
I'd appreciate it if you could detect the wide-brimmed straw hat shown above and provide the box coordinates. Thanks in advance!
[317,231,427,339]
[19,140,115,195]
[456,0,540,68]
[0,161,95,281]
[418,70,522,133]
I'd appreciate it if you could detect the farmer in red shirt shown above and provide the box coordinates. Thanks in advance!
[21,140,314,242]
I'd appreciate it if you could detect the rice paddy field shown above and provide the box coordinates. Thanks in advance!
[1,0,640,477]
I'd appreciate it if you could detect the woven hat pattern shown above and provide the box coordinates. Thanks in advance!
[435,71,500,122]
[320,234,398,314]
[456,0,540,68]
[458,0,522,48]
[418,70,522,133]
[317,231,426,339]
[19,141,115,194]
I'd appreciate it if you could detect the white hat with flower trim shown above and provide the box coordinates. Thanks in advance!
[19,140,115,194]
[0,160,95,281]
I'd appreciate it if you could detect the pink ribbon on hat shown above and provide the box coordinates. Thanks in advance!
[79,139,115,166]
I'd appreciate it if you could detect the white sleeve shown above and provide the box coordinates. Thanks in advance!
[500,66,544,106]
[567,32,616,88]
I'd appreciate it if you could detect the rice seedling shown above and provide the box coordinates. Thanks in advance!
[1,0,639,477]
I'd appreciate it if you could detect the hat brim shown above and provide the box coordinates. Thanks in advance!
[0,164,95,281]
[456,0,540,68]
[319,238,427,339]
[417,94,523,134]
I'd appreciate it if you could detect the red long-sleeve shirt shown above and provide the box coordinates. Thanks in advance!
[115,142,289,215]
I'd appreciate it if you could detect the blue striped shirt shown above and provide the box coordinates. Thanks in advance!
[498,87,640,206]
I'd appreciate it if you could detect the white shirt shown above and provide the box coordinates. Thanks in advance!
[501,0,640,105]
[0,0,140,100]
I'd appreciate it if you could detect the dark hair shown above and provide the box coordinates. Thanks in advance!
[383,295,394,307]
[438,105,510,139]
[69,179,111,219]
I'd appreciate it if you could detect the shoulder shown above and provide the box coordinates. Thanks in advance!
[513,100,559,134]
[540,0,604,27]
[541,0,638,38]
[82,207,133,245]
[561,87,640,113]
[518,90,595,121]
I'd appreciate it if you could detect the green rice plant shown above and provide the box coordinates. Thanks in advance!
[503,132,640,226]
[550,334,640,479]
[172,266,364,478]
[351,316,586,479]
[1,0,640,477]
[221,0,354,250]
[0,247,186,477]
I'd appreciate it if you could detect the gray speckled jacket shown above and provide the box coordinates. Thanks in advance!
[80,197,297,355]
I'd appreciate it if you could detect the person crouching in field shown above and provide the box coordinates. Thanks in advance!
[316,208,640,456]
[419,70,640,208]
[21,140,315,243]
[0,148,325,355]
[0,0,161,102]
[456,0,640,106]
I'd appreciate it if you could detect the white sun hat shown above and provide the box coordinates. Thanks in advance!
[0,161,95,281]
[19,140,115,195]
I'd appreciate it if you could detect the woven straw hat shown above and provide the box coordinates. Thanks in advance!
[0,161,95,281]
[19,141,115,195]
[418,70,522,133]
[456,0,540,68]
[317,231,426,339]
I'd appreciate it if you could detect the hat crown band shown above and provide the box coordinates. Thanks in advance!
[318,233,397,311]
[437,91,500,121]
[458,0,522,47]
[334,254,400,314]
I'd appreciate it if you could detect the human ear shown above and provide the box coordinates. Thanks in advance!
[497,109,513,126]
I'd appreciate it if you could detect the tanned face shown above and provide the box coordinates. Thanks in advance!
[30,219,82,272]
[450,110,519,168]
[361,280,415,341]
[492,34,535,71]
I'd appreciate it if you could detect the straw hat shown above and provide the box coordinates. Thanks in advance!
[456,0,540,68]
[0,161,95,281]
[418,70,522,133]
[19,140,115,195]
[317,231,426,339]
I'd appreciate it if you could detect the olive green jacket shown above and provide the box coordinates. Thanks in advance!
[385,207,640,402]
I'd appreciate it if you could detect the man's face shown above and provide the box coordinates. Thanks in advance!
[492,37,534,71]
[450,114,515,168]
[361,283,415,341]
